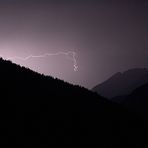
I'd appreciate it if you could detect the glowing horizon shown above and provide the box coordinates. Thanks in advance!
[0,51,78,72]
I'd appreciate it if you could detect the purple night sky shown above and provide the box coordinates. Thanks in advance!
[0,0,148,88]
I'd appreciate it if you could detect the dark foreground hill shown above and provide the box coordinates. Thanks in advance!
[118,84,148,120]
[92,68,148,99]
[0,58,147,147]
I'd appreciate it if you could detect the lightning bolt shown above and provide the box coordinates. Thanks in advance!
[4,51,78,72]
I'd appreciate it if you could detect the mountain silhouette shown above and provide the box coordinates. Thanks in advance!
[0,58,147,147]
[92,68,148,99]
[119,83,148,120]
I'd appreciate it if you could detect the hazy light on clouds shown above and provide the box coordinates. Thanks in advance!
[0,0,147,88]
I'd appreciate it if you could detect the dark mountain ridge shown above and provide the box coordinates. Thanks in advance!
[0,58,147,147]
[119,83,148,120]
[92,68,148,98]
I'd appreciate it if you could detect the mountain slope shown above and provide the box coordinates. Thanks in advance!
[92,68,148,98]
[121,83,148,120]
[0,58,147,147]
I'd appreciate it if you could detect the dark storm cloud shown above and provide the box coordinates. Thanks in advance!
[0,0,148,88]
[0,0,147,5]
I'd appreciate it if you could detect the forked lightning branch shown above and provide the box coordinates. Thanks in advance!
[1,51,78,72]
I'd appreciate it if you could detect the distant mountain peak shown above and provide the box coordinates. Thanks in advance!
[92,68,148,98]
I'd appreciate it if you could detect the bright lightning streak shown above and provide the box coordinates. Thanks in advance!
[4,51,78,71]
